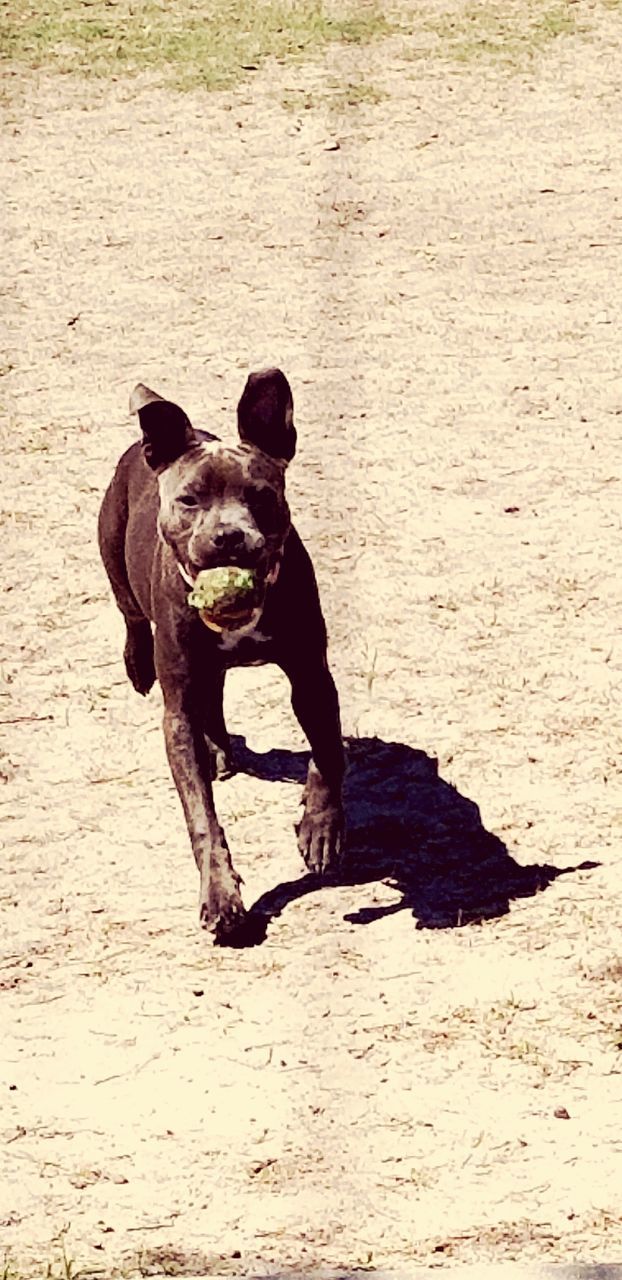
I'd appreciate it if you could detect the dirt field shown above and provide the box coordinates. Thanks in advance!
[2,5,622,1276]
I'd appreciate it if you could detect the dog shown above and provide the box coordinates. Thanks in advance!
[98,368,345,941]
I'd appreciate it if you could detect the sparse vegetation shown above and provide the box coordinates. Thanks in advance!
[422,1,579,66]
[281,79,386,112]
[0,0,392,89]
[0,0,596,90]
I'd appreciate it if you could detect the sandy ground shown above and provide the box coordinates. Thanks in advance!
[1,10,622,1277]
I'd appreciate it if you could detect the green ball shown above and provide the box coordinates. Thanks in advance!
[187,566,256,612]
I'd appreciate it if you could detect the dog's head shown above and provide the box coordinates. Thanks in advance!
[131,369,296,596]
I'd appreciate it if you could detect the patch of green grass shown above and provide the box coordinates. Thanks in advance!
[0,0,392,90]
[423,2,578,68]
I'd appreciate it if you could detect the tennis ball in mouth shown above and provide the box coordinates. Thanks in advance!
[187,567,257,627]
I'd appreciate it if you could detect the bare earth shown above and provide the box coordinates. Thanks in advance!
[1,12,622,1277]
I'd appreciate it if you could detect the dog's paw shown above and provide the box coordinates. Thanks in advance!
[205,740,236,782]
[297,802,344,878]
[200,876,246,944]
[124,622,155,696]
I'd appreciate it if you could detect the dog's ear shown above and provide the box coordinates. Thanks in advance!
[130,383,198,471]
[237,368,296,463]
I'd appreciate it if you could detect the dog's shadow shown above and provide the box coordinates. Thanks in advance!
[229,734,597,944]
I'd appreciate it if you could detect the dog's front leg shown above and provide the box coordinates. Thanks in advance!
[285,657,346,877]
[155,629,245,939]
[162,700,245,937]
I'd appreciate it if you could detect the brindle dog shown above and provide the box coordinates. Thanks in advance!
[98,368,345,941]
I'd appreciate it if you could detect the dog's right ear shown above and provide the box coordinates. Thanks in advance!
[130,383,198,472]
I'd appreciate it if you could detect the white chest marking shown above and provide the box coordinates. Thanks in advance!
[216,612,266,652]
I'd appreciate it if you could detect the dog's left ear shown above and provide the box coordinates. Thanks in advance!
[237,368,297,463]
[130,383,198,471]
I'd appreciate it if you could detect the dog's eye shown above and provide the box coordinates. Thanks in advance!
[177,493,198,508]
[246,486,279,527]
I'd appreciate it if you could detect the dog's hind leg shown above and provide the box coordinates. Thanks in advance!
[98,481,155,696]
[202,667,234,780]
[122,620,155,696]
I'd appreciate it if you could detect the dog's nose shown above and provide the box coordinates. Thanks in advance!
[212,526,245,553]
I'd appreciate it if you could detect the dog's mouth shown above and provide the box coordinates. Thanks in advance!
[179,556,281,633]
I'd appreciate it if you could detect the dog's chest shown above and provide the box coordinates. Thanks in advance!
[213,616,274,667]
